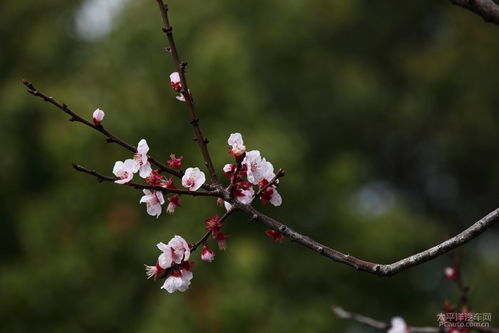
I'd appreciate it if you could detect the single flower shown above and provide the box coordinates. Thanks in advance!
[227,132,246,157]
[169,72,182,92]
[139,189,165,218]
[161,268,193,293]
[134,139,152,178]
[242,150,271,185]
[201,244,216,262]
[113,159,139,184]
[167,235,191,264]
[182,167,206,191]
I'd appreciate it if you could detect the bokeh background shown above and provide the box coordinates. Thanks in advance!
[1,0,499,332]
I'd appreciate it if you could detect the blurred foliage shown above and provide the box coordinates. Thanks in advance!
[1,0,499,332]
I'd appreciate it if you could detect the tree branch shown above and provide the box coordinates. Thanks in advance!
[21,80,215,191]
[190,209,234,252]
[451,0,499,25]
[155,0,219,185]
[72,164,219,197]
[332,306,499,333]
[253,168,285,199]
[332,306,440,332]
[237,203,499,276]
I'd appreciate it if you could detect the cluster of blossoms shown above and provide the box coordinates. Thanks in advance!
[94,109,286,293]
[91,105,285,294]
[222,133,282,210]
[224,133,285,244]
[107,126,205,218]
[387,266,474,333]
[145,235,194,293]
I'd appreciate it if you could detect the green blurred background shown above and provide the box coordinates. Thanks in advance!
[1,0,499,332]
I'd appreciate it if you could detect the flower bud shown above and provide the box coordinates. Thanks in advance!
[201,245,215,262]
[92,108,105,125]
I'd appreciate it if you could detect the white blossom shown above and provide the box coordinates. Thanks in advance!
[227,132,246,156]
[387,317,409,333]
[161,269,193,293]
[139,189,165,218]
[169,72,181,88]
[182,167,206,191]
[235,187,254,205]
[92,108,105,125]
[113,159,139,184]
[134,139,152,178]
[269,189,282,207]
[168,235,191,264]
[242,150,271,185]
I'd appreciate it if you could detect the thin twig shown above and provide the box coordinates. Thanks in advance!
[226,157,244,197]
[332,306,440,332]
[332,306,499,333]
[155,0,219,185]
[253,168,285,199]
[451,0,499,25]
[72,164,219,197]
[21,80,215,191]
[190,209,234,252]
[236,203,499,276]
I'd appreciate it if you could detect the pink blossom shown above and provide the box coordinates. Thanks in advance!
[92,108,105,125]
[182,167,206,191]
[169,72,182,92]
[388,317,410,333]
[227,132,246,157]
[113,159,139,184]
[139,189,165,218]
[134,139,152,178]
[201,245,215,262]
